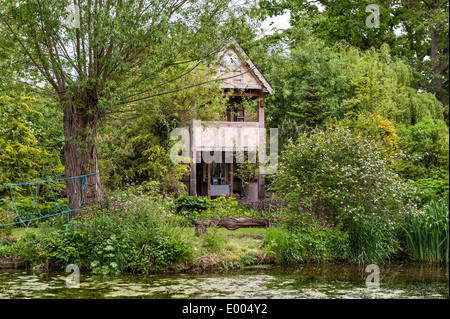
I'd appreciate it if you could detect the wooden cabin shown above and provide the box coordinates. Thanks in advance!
[188,37,273,200]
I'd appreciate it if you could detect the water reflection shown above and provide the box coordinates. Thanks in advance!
[0,262,448,299]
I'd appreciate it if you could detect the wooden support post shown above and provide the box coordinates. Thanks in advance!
[229,160,234,195]
[257,94,266,199]
[258,174,265,199]
[207,162,211,198]
[189,126,197,196]
[201,162,204,196]
[224,158,228,183]
[257,94,265,128]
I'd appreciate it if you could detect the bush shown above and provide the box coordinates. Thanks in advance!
[270,127,418,263]
[272,126,419,226]
[0,196,68,229]
[397,117,449,181]
[12,192,193,274]
[36,230,81,270]
[206,195,248,218]
[145,231,192,271]
[0,238,15,258]
[263,203,350,263]
[174,195,211,214]
[174,195,265,221]
[6,233,40,267]
[263,225,349,263]
[412,177,449,205]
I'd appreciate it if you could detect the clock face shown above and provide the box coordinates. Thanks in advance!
[224,51,239,66]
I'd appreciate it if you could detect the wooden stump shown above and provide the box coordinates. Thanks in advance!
[194,217,275,236]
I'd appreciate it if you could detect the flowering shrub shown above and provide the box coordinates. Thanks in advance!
[279,201,334,233]
[271,127,420,262]
[272,126,420,225]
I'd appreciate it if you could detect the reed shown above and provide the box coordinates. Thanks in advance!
[405,198,449,263]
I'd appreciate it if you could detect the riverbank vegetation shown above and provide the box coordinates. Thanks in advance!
[1,184,448,274]
[1,0,449,273]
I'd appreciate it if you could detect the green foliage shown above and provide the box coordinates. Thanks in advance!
[262,200,350,263]
[147,232,192,271]
[0,95,64,195]
[89,234,130,275]
[5,197,68,228]
[404,198,449,263]
[397,117,449,180]
[198,195,261,220]
[263,228,304,264]
[262,42,444,130]
[257,0,448,105]
[174,195,212,215]
[277,119,306,152]
[262,224,349,264]
[0,238,15,258]
[412,178,449,205]
[5,233,40,267]
[173,195,284,224]
[7,192,193,273]
[36,230,81,270]
[272,126,418,223]
[118,180,163,199]
[201,227,225,252]
[2,0,252,204]
[97,64,228,195]
[264,44,350,128]
[341,113,400,159]
[238,197,285,219]
[0,198,14,237]
[346,215,401,263]
[235,152,260,192]
[26,99,64,163]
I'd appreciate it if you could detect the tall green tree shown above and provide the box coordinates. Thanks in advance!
[263,43,351,129]
[263,42,443,129]
[1,0,249,212]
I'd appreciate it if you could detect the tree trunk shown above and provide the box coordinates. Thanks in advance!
[429,19,447,106]
[62,96,103,218]
[194,217,275,236]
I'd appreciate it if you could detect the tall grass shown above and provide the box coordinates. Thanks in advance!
[346,215,400,264]
[404,198,449,263]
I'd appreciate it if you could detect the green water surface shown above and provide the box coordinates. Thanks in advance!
[0,262,448,299]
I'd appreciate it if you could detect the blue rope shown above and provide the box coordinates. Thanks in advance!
[0,172,100,227]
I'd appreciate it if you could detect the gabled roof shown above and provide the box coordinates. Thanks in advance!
[217,37,274,95]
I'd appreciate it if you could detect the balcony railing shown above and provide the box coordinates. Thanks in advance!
[192,121,263,152]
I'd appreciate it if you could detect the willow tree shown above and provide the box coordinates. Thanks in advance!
[0,0,246,213]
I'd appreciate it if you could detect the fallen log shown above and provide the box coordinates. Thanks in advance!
[194,217,276,236]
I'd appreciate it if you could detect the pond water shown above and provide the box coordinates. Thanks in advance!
[0,261,448,299]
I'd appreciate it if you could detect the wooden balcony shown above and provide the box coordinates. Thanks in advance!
[192,121,263,152]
